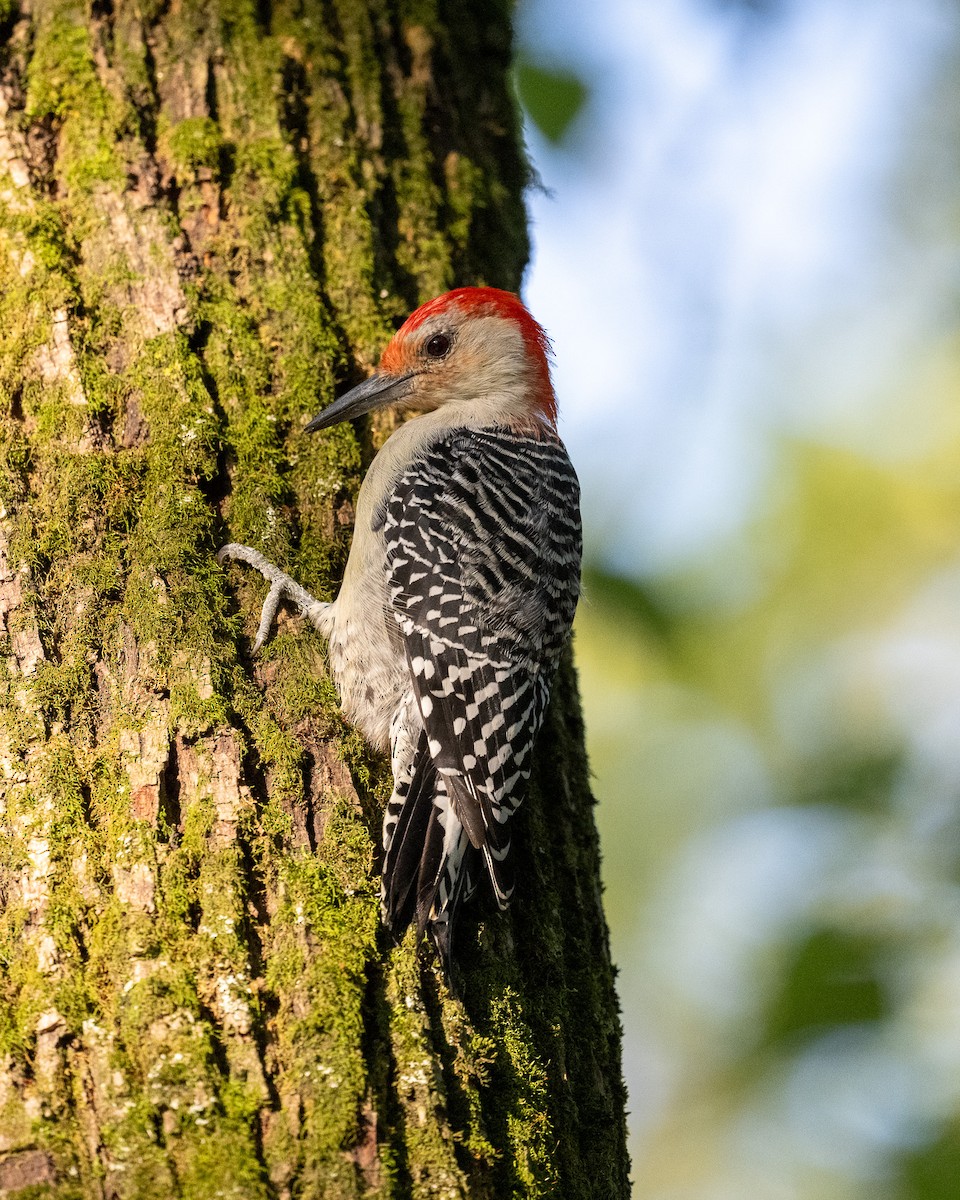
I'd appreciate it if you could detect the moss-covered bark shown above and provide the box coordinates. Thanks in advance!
[0,2,628,1196]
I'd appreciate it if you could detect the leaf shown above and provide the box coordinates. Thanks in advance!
[514,57,589,146]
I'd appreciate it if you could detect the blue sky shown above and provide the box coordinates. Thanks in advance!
[518,0,959,583]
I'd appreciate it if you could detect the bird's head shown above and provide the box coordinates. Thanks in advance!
[306,288,557,433]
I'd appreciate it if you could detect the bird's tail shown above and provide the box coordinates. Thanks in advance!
[381,731,480,977]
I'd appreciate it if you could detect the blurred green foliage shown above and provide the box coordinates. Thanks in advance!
[895,1122,960,1200]
[574,430,960,1198]
[514,55,588,144]
[513,6,960,1194]
[763,927,890,1042]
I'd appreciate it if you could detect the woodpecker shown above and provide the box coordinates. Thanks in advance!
[218,287,582,974]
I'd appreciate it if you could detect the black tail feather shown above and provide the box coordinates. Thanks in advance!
[482,828,515,911]
[414,796,450,933]
[425,844,480,980]
[382,735,486,978]
[382,736,512,980]
[382,734,437,935]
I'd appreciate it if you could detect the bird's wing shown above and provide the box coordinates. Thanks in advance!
[383,425,582,905]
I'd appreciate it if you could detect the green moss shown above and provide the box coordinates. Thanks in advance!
[259,801,379,1195]
[25,11,99,120]
[163,117,224,177]
[385,942,469,1192]
[491,993,558,1194]
[234,136,300,213]
[444,151,484,256]
[26,4,125,192]
[2,1186,76,1200]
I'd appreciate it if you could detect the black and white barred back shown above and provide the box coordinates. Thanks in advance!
[378,425,582,972]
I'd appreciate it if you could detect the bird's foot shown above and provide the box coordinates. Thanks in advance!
[217,543,326,651]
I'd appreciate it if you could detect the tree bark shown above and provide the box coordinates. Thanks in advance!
[0,2,629,1197]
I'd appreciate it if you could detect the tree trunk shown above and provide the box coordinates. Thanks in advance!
[0,2,628,1197]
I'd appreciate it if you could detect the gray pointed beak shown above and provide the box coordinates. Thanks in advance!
[305,372,416,432]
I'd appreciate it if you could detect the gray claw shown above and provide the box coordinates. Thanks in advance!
[217,542,324,650]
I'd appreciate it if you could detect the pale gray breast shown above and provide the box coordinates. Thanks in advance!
[327,559,409,752]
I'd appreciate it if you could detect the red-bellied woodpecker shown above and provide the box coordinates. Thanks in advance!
[218,287,582,974]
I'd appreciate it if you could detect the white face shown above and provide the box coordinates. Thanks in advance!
[393,310,534,412]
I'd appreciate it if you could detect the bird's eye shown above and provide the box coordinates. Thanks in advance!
[424,332,451,358]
